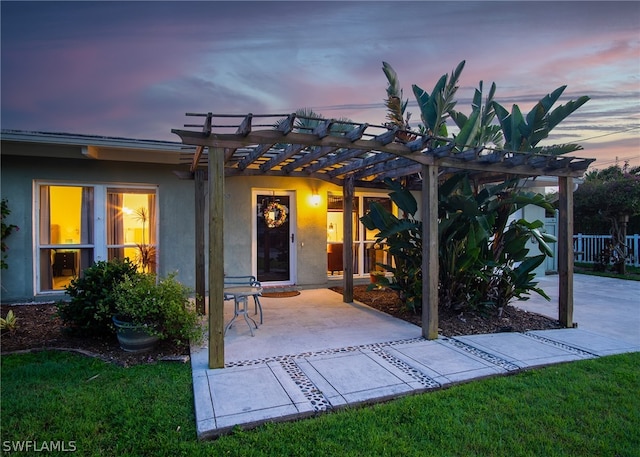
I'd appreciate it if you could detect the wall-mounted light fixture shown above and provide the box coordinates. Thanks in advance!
[310,193,321,207]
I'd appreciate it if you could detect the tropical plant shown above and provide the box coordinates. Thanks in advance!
[112,272,201,345]
[361,179,423,312]
[382,62,416,142]
[438,174,556,312]
[377,62,589,312]
[1,198,19,270]
[362,177,556,314]
[448,80,504,150]
[133,207,156,273]
[411,60,466,140]
[0,310,18,332]
[491,86,589,156]
[56,258,139,336]
[275,108,355,135]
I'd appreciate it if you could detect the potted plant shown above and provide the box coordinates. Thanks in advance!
[369,270,386,284]
[112,272,200,352]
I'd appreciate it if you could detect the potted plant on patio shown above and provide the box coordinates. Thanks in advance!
[112,272,201,352]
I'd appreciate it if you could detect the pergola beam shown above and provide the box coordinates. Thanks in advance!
[172,112,595,368]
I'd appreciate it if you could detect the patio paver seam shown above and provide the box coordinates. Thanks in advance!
[523,332,599,357]
[278,358,332,412]
[223,337,427,368]
[445,337,521,371]
[369,347,441,389]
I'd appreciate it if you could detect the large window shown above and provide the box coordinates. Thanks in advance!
[36,183,157,293]
[327,193,392,276]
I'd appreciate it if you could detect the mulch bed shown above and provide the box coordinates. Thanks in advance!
[330,286,562,336]
[1,287,560,366]
[0,303,190,367]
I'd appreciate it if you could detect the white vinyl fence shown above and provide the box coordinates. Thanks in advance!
[573,233,640,267]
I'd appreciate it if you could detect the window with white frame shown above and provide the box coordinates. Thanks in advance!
[35,182,158,293]
[326,192,392,276]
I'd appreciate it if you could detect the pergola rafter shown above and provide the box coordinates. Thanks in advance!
[172,112,593,369]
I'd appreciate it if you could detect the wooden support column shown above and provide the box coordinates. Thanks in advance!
[343,175,354,303]
[194,169,206,315]
[421,164,439,339]
[557,176,574,327]
[209,148,225,368]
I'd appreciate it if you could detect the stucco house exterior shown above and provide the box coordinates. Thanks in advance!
[0,129,395,303]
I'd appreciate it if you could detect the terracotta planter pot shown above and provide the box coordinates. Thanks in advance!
[112,316,159,352]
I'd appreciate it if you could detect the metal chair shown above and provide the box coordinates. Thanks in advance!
[223,275,263,324]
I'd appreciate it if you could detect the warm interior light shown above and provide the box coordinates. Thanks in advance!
[310,194,321,207]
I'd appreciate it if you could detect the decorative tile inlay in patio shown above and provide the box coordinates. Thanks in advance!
[192,329,639,439]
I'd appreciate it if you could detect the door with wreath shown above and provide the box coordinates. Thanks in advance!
[254,191,296,284]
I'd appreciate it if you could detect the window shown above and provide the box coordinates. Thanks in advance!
[327,192,392,276]
[36,183,157,293]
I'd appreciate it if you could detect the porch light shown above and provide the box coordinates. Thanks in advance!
[310,193,321,207]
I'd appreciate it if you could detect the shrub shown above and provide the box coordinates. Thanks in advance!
[0,310,18,332]
[112,273,201,346]
[1,198,19,271]
[57,258,139,336]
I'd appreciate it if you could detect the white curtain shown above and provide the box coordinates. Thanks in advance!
[39,186,53,289]
[79,187,94,272]
[107,192,125,259]
[148,193,157,245]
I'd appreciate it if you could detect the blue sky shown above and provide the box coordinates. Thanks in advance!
[2,1,639,168]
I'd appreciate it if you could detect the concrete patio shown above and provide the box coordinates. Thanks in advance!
[190,275,639,439]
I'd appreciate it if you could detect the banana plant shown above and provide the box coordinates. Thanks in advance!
[492,86,589,155]
[361,179,423,312]
[448,80,504,150]
[412,60,466,139]
[362,176,557,313]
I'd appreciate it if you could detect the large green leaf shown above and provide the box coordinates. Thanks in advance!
[526,86,566,128]
[454,109,481,149]
[547,95,590,132]
[385,178,418,215]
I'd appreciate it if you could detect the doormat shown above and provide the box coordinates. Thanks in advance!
[261,291,301,298]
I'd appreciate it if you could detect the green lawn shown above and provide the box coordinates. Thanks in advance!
[2,351,638,456]
[575,262,640,281]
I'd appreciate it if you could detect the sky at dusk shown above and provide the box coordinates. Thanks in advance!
[2,1,639,169]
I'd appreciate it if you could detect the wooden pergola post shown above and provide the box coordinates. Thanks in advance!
[343,175,354,303]
[209,147,225,368]
[194,168,206,315]
[421,164,439,339]
[557,176,574,327]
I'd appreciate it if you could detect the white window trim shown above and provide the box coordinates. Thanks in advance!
[327,191,394,277]
[33,180,159,295]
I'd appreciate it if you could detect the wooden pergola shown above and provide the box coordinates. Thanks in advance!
[172,112,594,369]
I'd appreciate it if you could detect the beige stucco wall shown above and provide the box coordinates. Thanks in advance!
[224,175,388,288]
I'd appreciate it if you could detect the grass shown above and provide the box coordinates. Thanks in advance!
[2,351,639,456]
[574,262,640,281]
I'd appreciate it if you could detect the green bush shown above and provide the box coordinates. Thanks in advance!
[1,198,19,271]
[113,273,201,346]
[56,259,139,336]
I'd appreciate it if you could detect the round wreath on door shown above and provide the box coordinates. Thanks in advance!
[263,201,288,228]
